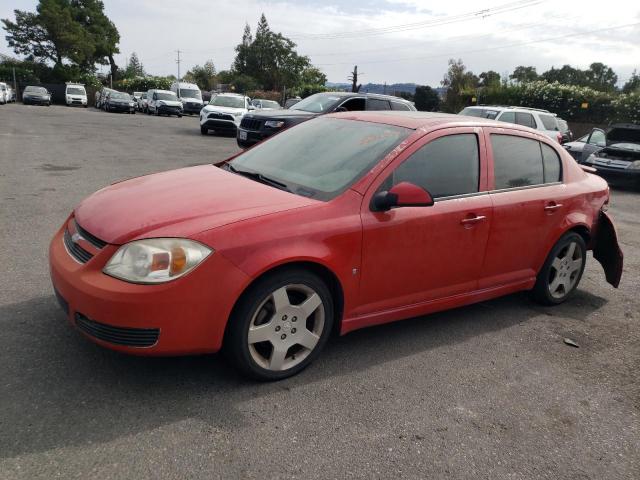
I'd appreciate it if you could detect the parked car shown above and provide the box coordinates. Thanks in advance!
[237,92,416,148]
[170,81,204,115]
[200,93,252,135]
[65,83,88,107]
[580,124,640,186]
[0,82,7,104]
[7,85,17,102]
[131,91,144,110]
[284,97,301,108]
[22,86,51,106]
[459,106,563,143]
[146,89,183,117]
[557,118,573,143]
[49,112,623,380]
[95,88,115,109]
[137,92,148,113]
[104,91,136,114]
[562,133,590,161]
[252,99,281,110]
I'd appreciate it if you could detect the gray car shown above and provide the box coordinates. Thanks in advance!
[22,86,51,106]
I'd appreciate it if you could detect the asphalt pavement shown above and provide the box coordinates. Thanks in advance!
[0,103,638,479]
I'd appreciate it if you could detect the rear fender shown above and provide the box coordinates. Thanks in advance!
[593,211,623,288]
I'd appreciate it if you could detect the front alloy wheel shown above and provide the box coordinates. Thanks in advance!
[226,269,334,380]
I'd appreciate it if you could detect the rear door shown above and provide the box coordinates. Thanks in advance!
[480,128,567,288]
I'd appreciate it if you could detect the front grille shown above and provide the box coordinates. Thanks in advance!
[75,313,160,347]
[75,220,107,249]
[63,228,93,263]
[208,112,234,122]
[240,117,263,131]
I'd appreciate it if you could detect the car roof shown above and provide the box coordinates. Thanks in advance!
[465,105,552,114]
[326,110,549,135]
[314,91,412,103]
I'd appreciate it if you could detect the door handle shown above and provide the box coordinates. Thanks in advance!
[544,203,563,212]
[460,215,486,225]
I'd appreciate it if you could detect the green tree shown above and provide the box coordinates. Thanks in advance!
[509,66,538,83]
[479,70,501,88]
[300,66,327,86]
[541,65,585,86]
[414,85,440,111]
[184,60,217,91]
[441,59,478,113]
[233,23,252,74]
[622,70,640,93]
[124,52,145,78]
[584,62,618,92]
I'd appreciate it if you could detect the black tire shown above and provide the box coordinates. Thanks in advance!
[200,125,208,135]
[531,232,587,305]
[225,268,335,381]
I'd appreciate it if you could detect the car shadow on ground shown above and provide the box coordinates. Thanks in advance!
[0,289,608,459]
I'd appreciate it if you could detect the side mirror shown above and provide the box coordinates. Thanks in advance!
[372,182,434,212]
[335,106,348,113]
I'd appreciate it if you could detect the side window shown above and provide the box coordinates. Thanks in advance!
[391,101,411,111]
[541,143,562,183]
[515,112,536,128]
[539,114,558,130]
[339,98,366,111]
[367,98,391,111]
[498,111,515,124]
[491,135,544,189]
[387,134,480,199]
[589,130,606,146]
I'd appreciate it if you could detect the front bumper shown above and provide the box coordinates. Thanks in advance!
[202,118,239,132]
[183,103,203,114]
[23,97,50,105]
[158,105,182,115]
[49,220,250,356]
[108,103,135,113]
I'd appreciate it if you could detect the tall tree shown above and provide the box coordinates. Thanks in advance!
[300,66,327,86]
[541,65,586,86]
[584,62,618,92]
[233,23,252,74]
[509,66,538,83]
[124,52,144,77]
[479,70,501,88]
[441,59,478,113]
[414,85,440,111]
[622,70,640,93]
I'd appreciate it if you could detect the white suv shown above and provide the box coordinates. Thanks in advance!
[199,93,252,135]
[459,106,563,143]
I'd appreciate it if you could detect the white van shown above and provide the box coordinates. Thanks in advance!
[146,89,183,117]
[65,83,88,107]
[0,82,7,104]
[170,81,203,115]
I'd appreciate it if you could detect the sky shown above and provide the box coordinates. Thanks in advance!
[2,0,640,86]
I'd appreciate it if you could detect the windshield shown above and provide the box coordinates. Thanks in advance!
[66,87,85,95]
[177,88,202,99]
[230,118,410,200]
[110,92,131,100]
[210,96,245,108]
[459,107,499,120]
[156,92,177,101]
[290,93,342,113]
[25,86,47,94]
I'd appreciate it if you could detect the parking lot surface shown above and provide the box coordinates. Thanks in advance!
[0,104,638,479]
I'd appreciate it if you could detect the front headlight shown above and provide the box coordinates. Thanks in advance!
[103,238,212,284]
[265,120,285,128]
[629,160,640,170]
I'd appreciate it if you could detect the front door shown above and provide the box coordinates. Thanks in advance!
[356,128,492,316]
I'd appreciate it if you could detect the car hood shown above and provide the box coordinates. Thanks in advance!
[202,105,245,115]
[74,165,317,245]
[158,100,182,107]
[249,109,318,119]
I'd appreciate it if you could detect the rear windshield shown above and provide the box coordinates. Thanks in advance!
[177,88,201,99]
[110,92,130,100]
[459,107,499,120]
[539,114,559,130]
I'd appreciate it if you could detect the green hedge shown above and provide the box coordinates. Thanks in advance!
[469,81,640,124]
[114,76,173,93]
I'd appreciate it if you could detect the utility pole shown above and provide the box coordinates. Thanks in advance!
[349,65,362,93]
[176,50,181,98]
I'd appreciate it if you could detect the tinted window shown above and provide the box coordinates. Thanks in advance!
[515,112,536,128]
[391,101,411,111]
[491,135,543,189]
[539,114,558,130]
[367,98,391,111]
[498,111,516,124]
[389,134,480,199]
[541,143,562,183]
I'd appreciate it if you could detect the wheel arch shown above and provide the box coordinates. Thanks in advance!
[222,260,345,346]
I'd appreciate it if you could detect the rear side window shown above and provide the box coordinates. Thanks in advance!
[515,112,536,128]
[541,143,562,183]
[391,101,411,111]
[539,114,558,130]
[491,135,543,189]
[389,134,480,199]
[498,111,515,124]
[367,98,391,111]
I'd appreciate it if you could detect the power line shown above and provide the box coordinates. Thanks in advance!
[315,21,640,66]
[288,0,544,40]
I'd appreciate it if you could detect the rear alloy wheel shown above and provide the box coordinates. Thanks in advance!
[532,232,586,305]
[226,269,334,380]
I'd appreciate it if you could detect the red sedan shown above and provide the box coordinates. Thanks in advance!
[49,112,623,380]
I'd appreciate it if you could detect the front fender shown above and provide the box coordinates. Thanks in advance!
[593,211,623,288]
